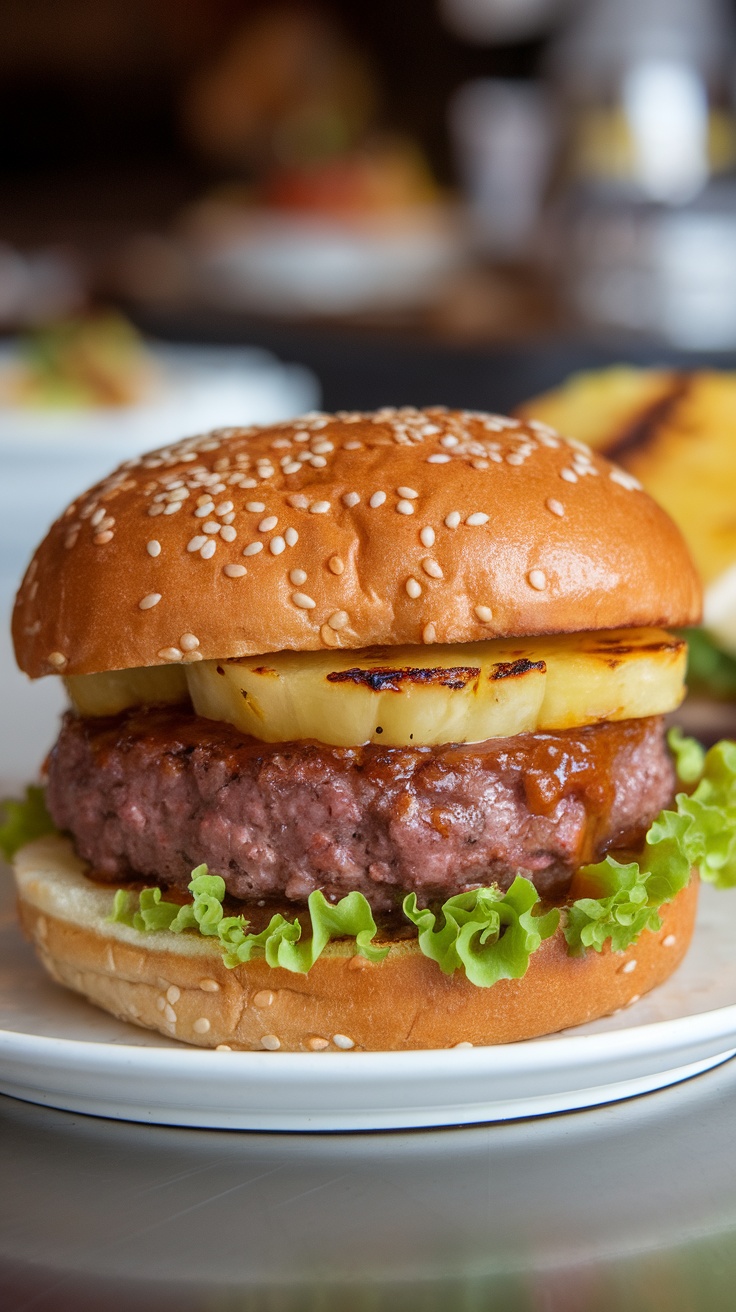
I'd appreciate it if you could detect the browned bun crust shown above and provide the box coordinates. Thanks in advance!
[14,836,698,1051]
[13,408,701,678]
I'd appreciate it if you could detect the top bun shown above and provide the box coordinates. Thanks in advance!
[13,407,701,678]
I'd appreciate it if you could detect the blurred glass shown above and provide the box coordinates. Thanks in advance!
[546,0,736,346]
[440,0,571,42]
[449,78,557,259]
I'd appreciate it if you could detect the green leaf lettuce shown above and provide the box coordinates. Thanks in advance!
[0,786,55,861]
[403,877,559,987]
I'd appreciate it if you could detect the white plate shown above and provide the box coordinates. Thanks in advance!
[1,870,735,1130]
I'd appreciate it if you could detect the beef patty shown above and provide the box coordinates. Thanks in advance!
[46,708,675,912]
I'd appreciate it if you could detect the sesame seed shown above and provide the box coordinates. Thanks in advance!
[216,501,233,515]
[396,499,415,515]
[310,455,327,468]
[287,493,309,509]
[561,469,578,484]
[307,1036,330,1050]
[328,610,349,630]
[253,990,274,1007]
[333,1034,355,1050]
[148,503,164,517]
[216,1044,232,1052]
[224,563,246,578]
[344,441,363,450]
[90,508,106,527]
[328,555,344,575]
[193,1017,211,1035]
[48,651,67,668]
[663,934,677,947]
[164,1005,177,1024]
[472,459,489,470]
[147,540,161,557]
[423,622,437,643]
[546,499,565,517]
[93,530,114,544]
[422,557,443,579]
[290,568,308,585]
[183,651,203,664]
[466,513,489,526]
[196,494,212,507]
[427,454,451,464]
[420,526,435,547]
[397,486,419,499]
[621,959,637,974]
[445,511,461,528]
[310,500,331,514]
[258,516,278,532]
[343,492,360,507]
[139,593,162,610]
[506,453,524,466]
[440,435,458,448]
[200,540,216,560]
[202,521,221,534]
[220,525,237,543]
[243,542,263,556]
[284,527,298,546]
[187,536,207,552]
[199,978,220,991]
[283,462,301,475]
[528,569,547,590]
[158,647,182,662]
[369,491,386,508]
[292,592,316,609]
[453,1041,474,1049]
[610,468,642,491]
[406,577,422,598]
[180,634,199,651]
[321,624,339,647]
[194,503,215,517]
[270,535,286,555]
[261,1034,281,1050]
[246,501,266,513]
[312,441,334,454]
[475,605,493,623]
[166,985,181,1003]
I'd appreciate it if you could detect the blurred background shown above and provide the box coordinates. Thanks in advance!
[4,0,736,759]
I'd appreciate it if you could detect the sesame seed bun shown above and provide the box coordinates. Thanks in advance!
[12,407,701,679]
[14,835,698,1051]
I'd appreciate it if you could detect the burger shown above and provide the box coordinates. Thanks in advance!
[5,406,733,1053]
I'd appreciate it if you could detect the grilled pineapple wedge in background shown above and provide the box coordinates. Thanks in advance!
[518,368,736,656]
[517,367,736,590]
[183,628,685,746]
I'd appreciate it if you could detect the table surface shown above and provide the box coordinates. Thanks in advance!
[2,1055,736,1312]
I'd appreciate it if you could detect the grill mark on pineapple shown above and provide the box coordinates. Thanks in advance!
[590,639,685,658]
[601,374,691,463]
[490,658,546,680]
[326,665,481,692]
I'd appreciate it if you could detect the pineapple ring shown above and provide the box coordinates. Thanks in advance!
[66,629,686,747]
[185,628,686,746]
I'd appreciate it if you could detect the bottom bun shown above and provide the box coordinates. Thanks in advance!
[14,836,699,1052]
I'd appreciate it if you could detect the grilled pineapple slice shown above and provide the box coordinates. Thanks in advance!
[536,630,686,730]
[65,664,188,716]
[185,629,686,746]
